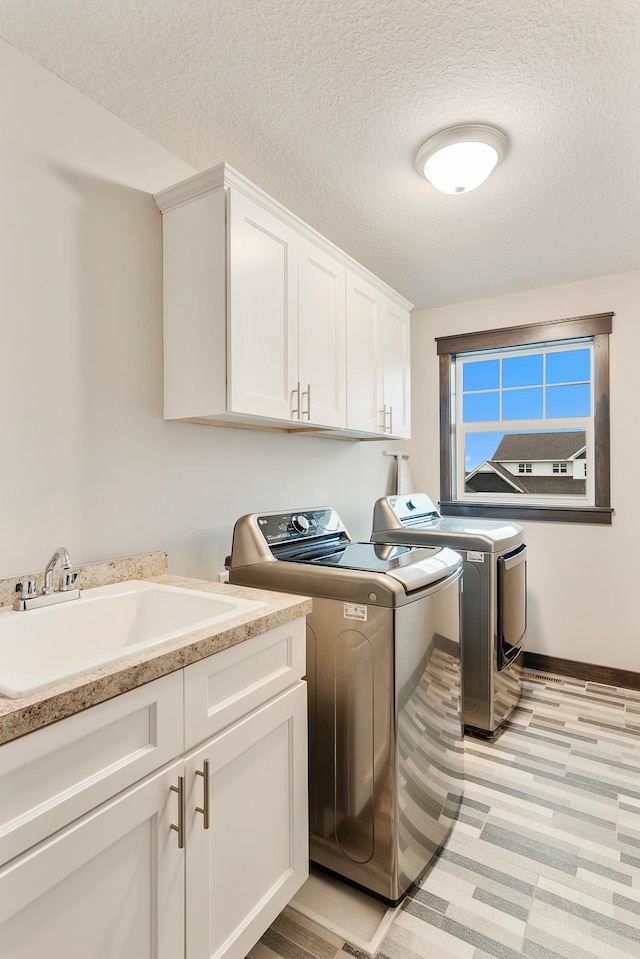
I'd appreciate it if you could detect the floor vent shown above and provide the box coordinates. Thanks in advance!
[522,671,565,685]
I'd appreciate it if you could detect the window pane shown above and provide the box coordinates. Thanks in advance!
[546,384,590,418]
[464,431,505,471]
[502,354,543,388]
[463,429,588,497]
[502,388,543,420]
[443,319,608,517]
[462,392,499,422]
[546,349,590,384]
[462,359,499,392]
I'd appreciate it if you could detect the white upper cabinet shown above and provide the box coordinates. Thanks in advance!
[228,190,299,421]
[346,271,411,438]
[298,239,346,428]
[346,271,382,434]
[228,199,346,427]
[155,163,411,439]
[380,296,411,439]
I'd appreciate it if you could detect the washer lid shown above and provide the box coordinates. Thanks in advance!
[372,493,524,553]
[307,542,461,592]
[385,547,462,592]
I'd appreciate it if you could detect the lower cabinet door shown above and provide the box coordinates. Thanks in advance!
[185,682,308,959]
[0,760,185,959]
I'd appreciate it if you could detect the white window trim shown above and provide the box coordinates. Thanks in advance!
[454,342,594,507]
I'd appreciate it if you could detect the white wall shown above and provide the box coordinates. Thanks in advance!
[0,40,400,582]
[409,269,640,672]
[5,39,637,673]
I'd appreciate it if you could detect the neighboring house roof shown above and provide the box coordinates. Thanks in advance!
[465,472,516,494]
[516,476,586,495]
[465,463,586,496]
[464,461,528,492]
[492,431,586,461]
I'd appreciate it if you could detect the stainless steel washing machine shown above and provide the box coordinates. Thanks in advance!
[371,493,527,738]
[228,506,463,905]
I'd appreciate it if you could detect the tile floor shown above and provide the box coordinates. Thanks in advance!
[248,671,640,959]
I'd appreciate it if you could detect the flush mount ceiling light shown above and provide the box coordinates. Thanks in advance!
[415,123,509,195]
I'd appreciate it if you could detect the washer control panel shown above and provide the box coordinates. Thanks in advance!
[256,508,344,547]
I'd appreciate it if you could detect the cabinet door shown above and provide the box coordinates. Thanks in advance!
[298,239,346,427]
[227,189,299,421]
[346,270,384,433]
[0,760,184,959]
[381,297,411,438]
[185,682,308,959]
[0,671,184,867]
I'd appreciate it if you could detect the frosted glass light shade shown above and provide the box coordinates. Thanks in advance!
[415,124,508,194]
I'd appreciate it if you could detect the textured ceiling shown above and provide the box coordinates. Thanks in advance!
[1,0,639,308]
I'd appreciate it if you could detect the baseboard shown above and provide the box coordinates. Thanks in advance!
[523,652,640,691]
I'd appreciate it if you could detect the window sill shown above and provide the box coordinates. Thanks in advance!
[439,501,614,525]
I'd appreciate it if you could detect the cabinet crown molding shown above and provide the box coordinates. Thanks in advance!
[153,162,413,312]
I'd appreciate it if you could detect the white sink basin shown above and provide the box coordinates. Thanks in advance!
[0,580,266,699]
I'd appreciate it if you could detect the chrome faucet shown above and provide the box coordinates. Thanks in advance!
[43,546,73,595]
[14,546,81,611]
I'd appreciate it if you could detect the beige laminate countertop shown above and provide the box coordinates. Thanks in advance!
[0,575,311,747]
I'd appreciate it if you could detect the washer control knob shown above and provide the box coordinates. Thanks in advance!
[291,514,310,534]
[368,592,377,602]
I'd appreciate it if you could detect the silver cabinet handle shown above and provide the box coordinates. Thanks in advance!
[170,775,185,849]
[379,405,387,432]
[302,383,311,420]
[291,381,301,420]
[387,406,393,434]
[195,760,210,830]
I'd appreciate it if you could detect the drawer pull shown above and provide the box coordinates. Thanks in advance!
[170,775,185,849]
[195,760,210,830]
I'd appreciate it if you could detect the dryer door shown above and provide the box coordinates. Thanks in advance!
[497,544,527,670]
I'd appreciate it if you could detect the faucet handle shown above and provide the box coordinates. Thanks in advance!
[15,578,37,599]
[60,570,78,591]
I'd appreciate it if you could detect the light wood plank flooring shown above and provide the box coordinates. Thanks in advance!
[248,672,640,959]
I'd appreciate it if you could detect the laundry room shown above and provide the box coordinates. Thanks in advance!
[0,3,639,959]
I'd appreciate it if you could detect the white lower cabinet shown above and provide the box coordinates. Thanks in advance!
[185,683,308,959]
[0,618,308,959]
[0,760,184,959]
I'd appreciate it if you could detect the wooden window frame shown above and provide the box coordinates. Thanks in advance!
[437,312,613,525]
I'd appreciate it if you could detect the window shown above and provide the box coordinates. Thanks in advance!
[436,312,613,524]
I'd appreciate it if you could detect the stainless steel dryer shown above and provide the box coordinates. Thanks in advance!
[228,506,463,905]
[371,493,527,738]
